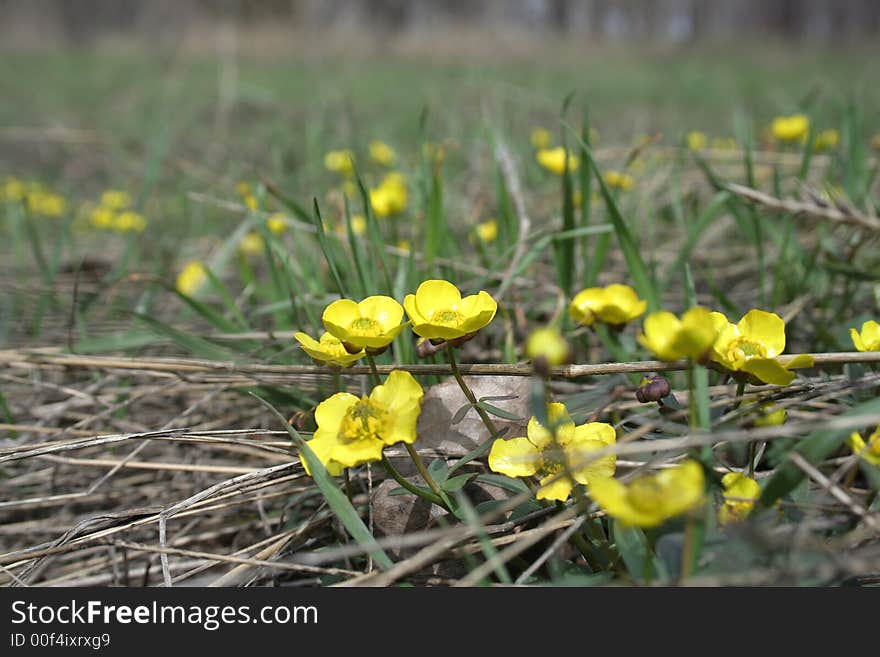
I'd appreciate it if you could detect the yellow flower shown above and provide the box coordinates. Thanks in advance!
[686,130,707,151]
[349,214,367,236]
[536,147,579,175]
[113,210,146,233]
[588,460,705,528]
[369,172,407,217]
[239,232,264,256]
[753,403,787,427]
[718,472,761,525]
[525,327,569,367]
[267,213,287,235]
[849,427,880,467]
[27,190,67,216]
[100,189,132,210]
[813,129,839,151]
[710,309,814,386]
[176,261,207,297]
[235,181,252,197]
[3,177,26,201]
[850,320,880,352]
[637,307,720,361]
[772,114,810,143]
[396,239,411,254]
[368,140,396,167]
[322,295,407,352]
[603,170,634,191]
[324,149,356,176]
[488,403,616,502]
[569,284,647,328]
[403,279,497,342]
[474,218,498,244]
[294,331,364,368]
[302,370,424,476]
[90,206,115,229]
[530,127,553,149]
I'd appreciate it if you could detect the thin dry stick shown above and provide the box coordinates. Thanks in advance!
[727,182,880,231]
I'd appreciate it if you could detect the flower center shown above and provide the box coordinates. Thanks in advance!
[348,317,382,337]
[727,336,768,363]
[339,398,386,443]
[430,309,462,328]
[627,478,665,513]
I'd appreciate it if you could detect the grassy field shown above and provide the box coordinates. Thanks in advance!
[1,38,879,587]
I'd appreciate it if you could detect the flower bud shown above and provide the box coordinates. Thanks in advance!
[636,376,671,403]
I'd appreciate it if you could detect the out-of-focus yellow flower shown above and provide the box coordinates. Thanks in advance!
[536,147,579,175]
[403,279,497,342]
[849,426,880,466]
[753,403,787,427]
[302,370,424,476]
[710,309,814,385]
[113,210,146,233]
[718,472,761,525]
[266,213,287,235]
[90,206,116,229]
[349,214,367,236]
[100,189,132,210]
[176,261,207,297]
[569,284,647,328]
[603,170,634,191]
[239,232,264,256]
[369,172,407,217]
[324,149,356,176]
[2,177,26,201]
[294,331,364,368]
[396,239,411,254]
[772,114,810,143]
[686,131,708,151]
[850,320,880,352]
[872,134,880,152]
[368,140,396,166]
[342,180,358,198]
[27,190,67,216]
[322,295,407,352]
[474,218,498,244]
[235,181,252,197]
[637,307,720,361]
[525,327,569,367]
[813,129,839,151]
[530,127,553,149]
[711,137,738,151]
[588,460,705,528]
[489,402,616,502]
[423,141,445,165]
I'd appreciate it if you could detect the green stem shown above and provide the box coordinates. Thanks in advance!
[380,455,446,508]
[687,362,697,429]
[343,468,353,503]
[365,353,382,387]
[405,442,444,498]
[681,514,694,581]
[446,343,499,437]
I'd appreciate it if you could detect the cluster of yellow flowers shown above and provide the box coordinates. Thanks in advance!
[2,177,68,217]
[369,172,407,217]
[86,190,146,233]
[239,213,289,256]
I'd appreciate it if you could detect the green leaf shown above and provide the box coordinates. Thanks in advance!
[311,198,348,298]
[250,392,393,571]
[611,521,666,584]
[474,473,529,494]
[135,313,238,361]
[759,397,880,508]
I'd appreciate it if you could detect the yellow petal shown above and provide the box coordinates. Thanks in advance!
[459,291,498,333]
[414,279,462,318]
[527,403,573,449]
[851,327,867,351]
[784,353,814,370]
[536,474,575,502]
[672,306,719,358]
[322,299,361,340]
[569,287,605,326]
[741,358,795,386]
[294,331,321,351]
[488,436,542,478]
[588,476,661,528]
[313,392,360,442]
[638,311,682,361]
[567,433,617,484]
[738,309,786,357]
[358,295,404,333]
[301,434,345,477]
[330,436,386,469]
[403,293,428,325]
[654,460,706,518]
[599,284,646,324]
[370,370,424,445]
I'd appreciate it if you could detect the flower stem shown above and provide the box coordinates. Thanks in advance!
[380,455,446,509]
[680,514,695,581]
[343,467,353,503]
[404,442,444,498]
[365,354,382,388]
[687,362,697,429]
[446,343,499,438]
